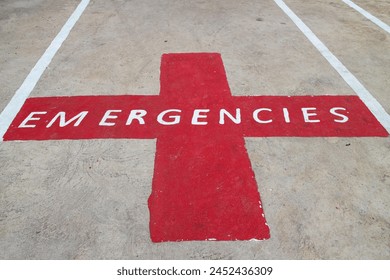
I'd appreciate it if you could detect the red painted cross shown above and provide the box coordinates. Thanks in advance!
[4,53,388,242]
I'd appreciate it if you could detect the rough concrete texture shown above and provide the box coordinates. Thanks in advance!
[0,0,389,259]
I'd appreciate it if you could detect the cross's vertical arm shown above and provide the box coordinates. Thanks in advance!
[148,53,270,241]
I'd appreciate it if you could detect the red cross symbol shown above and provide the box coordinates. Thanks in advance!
[4,53,388,242]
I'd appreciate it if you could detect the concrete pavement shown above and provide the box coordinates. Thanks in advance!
[0,0,389,259]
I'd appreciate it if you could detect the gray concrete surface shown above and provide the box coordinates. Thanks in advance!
[0,0,389,259]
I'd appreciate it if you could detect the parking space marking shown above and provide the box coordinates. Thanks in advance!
[342,0,390,34]
[274,0,390,134]
[3,53,388,242]
[0,0,90,141]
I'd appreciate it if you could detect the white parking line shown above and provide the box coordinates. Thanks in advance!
[0,0,90,141]
[342,0,390,34]
[274,0,390,134]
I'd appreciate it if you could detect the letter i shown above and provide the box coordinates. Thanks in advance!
[283,108,290,123]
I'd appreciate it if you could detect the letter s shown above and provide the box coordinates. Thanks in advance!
[330,107,349,123]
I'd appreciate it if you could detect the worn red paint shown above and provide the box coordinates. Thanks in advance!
[4,53,388,242]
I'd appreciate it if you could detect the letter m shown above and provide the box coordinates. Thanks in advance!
[46,111,88,128]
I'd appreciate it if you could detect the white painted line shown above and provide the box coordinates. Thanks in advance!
[342,0,390,34]
[0,0,90,141]
[273,0,390,134]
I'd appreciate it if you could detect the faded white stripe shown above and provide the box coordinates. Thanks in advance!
[274,0,390,133]
[0,0,90,141]
[342,0,390,34]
